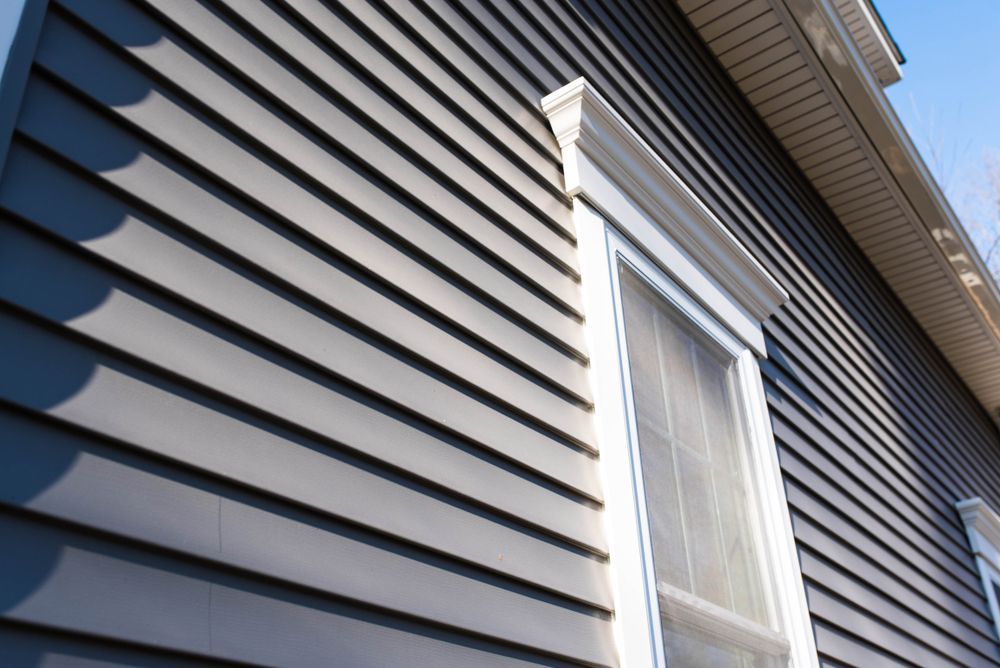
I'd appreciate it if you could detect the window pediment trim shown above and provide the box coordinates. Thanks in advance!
[541,78,789,329]
[958,497,1000,572]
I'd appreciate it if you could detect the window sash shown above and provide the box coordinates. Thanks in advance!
[658,583,791,658]
[542,76,817,668]
[610,235,787,659]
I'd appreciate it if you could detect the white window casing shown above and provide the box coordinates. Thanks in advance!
[957,498,1000,641]
[541,78,818,668]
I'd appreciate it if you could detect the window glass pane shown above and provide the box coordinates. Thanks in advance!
[618,268,691,591]
[618,263,771,654]
[663,626,779,668]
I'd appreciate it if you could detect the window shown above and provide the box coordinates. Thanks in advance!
[957,498,1000,642]
[616,239,789,667]
[542,78,817,667]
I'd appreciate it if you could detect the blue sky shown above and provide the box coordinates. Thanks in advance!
[876,0,1000,273]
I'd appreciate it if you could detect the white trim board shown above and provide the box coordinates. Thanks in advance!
[958,497,1000,573]
[541,77,788,357]
[572,200,665,667]
[542,78,817,668]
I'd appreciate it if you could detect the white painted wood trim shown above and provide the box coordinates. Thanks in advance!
[975,557,1000,643]
[599,225,817,668]
[958,498,1000,572]
[574,199,666,668]
[542,77,788,356]
[957,498,1000,640]
[616,228,816,666]
[738,351,820,668]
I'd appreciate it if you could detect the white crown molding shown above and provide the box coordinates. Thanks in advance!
[541,78,789,330]
[541,79,815,667]
[958,497,1000,572]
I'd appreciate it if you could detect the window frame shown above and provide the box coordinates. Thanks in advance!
[611,232,790,660]
[542,78,818,668]
[957,498,1000,643]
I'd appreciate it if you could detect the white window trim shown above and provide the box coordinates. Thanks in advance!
[541,78,818,668]
[611,231,793,660]
[957,498,1000,641]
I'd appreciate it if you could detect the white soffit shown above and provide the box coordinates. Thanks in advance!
[832,0,902,87]
[678,0,1000,423]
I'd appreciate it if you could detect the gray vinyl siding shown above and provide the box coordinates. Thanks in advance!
[558,2,1000,666]
[0,2,998,668]
[0,0,610,664]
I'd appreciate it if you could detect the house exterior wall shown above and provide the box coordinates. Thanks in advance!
[0,0,998,666]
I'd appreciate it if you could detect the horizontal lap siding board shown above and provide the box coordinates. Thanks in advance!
[2,3,999,668]
[0,0,615,665]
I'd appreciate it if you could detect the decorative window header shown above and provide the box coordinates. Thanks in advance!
[958,497,1000,571]
[541,78,788,356]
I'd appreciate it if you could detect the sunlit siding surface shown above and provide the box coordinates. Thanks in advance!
[0,0,998,666]
[0,0,611,664]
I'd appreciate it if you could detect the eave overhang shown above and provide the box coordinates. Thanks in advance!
[833,0,902,87]
[679,0,1000,425]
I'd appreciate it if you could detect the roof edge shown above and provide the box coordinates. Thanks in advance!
[777,0,1000,424]
[864,0,905,65]
[832,0,902,87]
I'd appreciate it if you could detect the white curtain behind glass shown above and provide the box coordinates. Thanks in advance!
[619,263,776,667]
